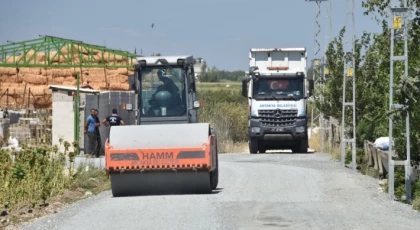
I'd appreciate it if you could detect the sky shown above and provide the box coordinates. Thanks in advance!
[0,0,389,71]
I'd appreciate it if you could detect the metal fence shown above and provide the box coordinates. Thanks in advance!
[363,140,420,181]
[83,91,137,156]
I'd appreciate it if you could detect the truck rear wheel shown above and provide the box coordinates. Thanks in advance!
[249,138,258,154]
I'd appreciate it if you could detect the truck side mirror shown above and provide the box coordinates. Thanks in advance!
[308,79,314,97]
[242,79,248,97]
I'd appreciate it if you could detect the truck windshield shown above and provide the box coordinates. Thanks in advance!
[139,66,186,117]
[252,78,304,99]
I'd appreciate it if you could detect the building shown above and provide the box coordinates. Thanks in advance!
[49,85,137,156]
[194,58,207,82]
[48,85,100,153]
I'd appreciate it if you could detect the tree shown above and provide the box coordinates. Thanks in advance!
[201,60,208,73]
[315,1,420,164]
[200,66,246,82]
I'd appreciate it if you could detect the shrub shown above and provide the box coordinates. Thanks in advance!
[0,143,71,210]
[0,139,108,213]
[197,88,248,152]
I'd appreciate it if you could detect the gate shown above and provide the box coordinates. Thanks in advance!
[83,91,137,156]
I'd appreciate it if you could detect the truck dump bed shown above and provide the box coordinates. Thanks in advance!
[249,48,307,74]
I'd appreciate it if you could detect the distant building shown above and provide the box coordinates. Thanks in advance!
[193,58,206,82]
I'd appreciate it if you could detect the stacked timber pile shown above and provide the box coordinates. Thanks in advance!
[8,109,53,146]
[0,47,135,108]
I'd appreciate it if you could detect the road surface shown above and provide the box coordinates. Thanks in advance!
[20,152,420,230]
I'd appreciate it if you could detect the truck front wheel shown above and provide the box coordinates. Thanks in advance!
[298,138,308,153]
[249,138,258,154]
[258,144,266,154]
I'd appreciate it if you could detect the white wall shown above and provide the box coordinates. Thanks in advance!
[52,91,75,153]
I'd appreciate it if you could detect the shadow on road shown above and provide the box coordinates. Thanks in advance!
[110,188,224,198]
[248,149,317,155]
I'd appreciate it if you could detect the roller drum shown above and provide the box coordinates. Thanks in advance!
[110,170,211,197]
[107,123,216,197]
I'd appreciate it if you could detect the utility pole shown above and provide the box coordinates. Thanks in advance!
[341,0,356,170]
[388,1,411,203]
[324,0,333,153]
[325,0,332,52]
[307,0,327,153]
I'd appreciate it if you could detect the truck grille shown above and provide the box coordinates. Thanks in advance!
[258,109,298,127]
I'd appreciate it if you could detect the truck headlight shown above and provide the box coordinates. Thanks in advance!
[296,126,305,133]
[251,109,258,117]
[251,127,261,133]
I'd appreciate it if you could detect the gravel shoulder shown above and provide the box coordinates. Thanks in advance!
[17,152,420,230]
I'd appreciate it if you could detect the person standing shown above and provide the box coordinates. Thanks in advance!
[3,107,8,118]
[84,108,99,158]
[102,108,125,128]
[93,109,103,158]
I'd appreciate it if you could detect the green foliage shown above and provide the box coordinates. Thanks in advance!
[196,87,248,151]
[0,143,70,209]
[196,82,241,92]
[197,87,245,105]
[413,197,420,211]
[0,140,109,212]
[200,66,246,82]
[383,167,420,204]
[315,1,420,166]
[413,178,420,201]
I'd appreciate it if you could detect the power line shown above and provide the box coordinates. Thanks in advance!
[307,0,328,153]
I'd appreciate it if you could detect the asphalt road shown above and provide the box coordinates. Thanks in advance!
[20,152,420,230]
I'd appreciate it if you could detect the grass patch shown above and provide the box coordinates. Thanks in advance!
[382,168,420,209]
[308,132,321,152]
[219,140,248,153]
[413,197,420,211]
[197,81,241,91]
[0,141,110,228]
[309,131,341,160]
[71,162,110,195]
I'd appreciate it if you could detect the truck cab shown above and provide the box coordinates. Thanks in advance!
[241,48,314,153]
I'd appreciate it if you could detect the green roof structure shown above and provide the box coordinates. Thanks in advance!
[0,35,138,68]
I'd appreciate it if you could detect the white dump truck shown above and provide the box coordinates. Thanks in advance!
[241,48,314,153]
